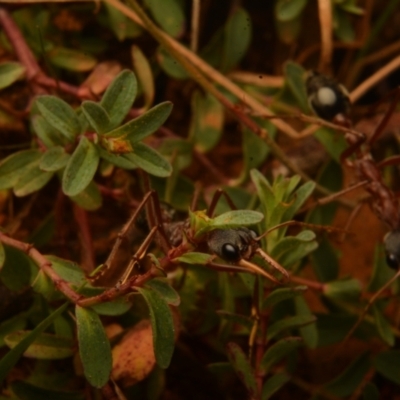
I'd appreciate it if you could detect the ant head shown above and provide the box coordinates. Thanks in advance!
[383,230,400,269]
[305,70,351,122]
[206,228,258,263]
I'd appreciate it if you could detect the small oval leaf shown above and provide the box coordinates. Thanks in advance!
[137,287,175,369]
[62,137,100,196]
[0,62,26,90]
[81,101,110,134]
[75,305,112,388]
[145,279,181,306]
[40,146,70,172]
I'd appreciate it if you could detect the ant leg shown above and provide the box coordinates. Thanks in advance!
[118,226,159,285]
[253,249,289,282]
[377,155,400,169]
[206,188,238,217]
[368,86,400,146]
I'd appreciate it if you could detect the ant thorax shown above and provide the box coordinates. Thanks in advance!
[305,70,351,122]
[206,227,259,263]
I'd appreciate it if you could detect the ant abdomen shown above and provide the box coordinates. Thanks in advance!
[306,70,351,122]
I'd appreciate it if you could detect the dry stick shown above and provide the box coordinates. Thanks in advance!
[350,55,400,102]
[0,231,82,303]
[317,0,333,72]
[72,204,96,273]
[104,0,302,139]
[190,0,200,53]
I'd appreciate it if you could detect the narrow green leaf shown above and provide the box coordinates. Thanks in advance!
[284,61,309,112]
[70,181,102,211]
[0,302,68,383]
[39,146,70,172]
[262,286,307,310]
[311,237,340,282]
[226,342,257,397]
[62,137,100,196]
[137,287,175,369]
[36,96,81,141]
[104,102,173,143]
[13,163,53,197]
[275,0,308,21]
[294,295,318,348]
[4,331,73,359]
[314,127,347,163]
[145,279,181,306]
[31,114,66,147]
[173,252,212,265]
[156,46,189,79]
[262,372,290,400]
[75,306,112,387]
[374,350,400,385]
[11,381,84,400]
[129,142,172,177]
[221,7,252,72]
[323,279,362,301]
[143,0,185,37]
[81,101,110,134]
[0,62,26,90]
[0,315,26,348]
[0,149,42,190]
[260,337,303,374]
[48,47,97,72]
[100,69,137,129]
[372,304,395,346]
[325,353,370,396]
[131,45,154,110]
[267,315,316,340]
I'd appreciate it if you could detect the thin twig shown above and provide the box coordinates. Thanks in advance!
[190,0,200,53]
[317,0,333,72]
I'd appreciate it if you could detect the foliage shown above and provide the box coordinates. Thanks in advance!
[0,1,398,400]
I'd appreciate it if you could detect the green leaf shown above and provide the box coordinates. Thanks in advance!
[32,270,55,300]
[103,102,173,143]
[97,146,137,169]
[262,372,290,400]
[314,127,347,163]
[0,245,32,291]
[275,0,308,21]
[81,101,110,134]
[368,244,396,292]
[0,149,42,190]
[156,46,188,79]
[46,255,86,286]
[190,91,224,153]
[48,47,97,72]
[31,115,66,147]
[323,279,362,301]
[226,342,257,397]
[334,7,356,42]
[129,142,172,177]
[311,237,340,282]
[200,210,264,236]
[325,353,370,396]
[0,302,68,383]
[294,295,318,348]
[36,96,81,141]
[0,242,5,271]
[80,288,131,316]
[0,62,26,90]
[221,7,252,72]
[173,252,212,265]
[75,305,112,388]
[374,350,400,385]
[137,287,175,369]
[262,286,307,310]
[11,381,84,400]
[0,315,26,348]
[62,137,100,196]
[267,315,316,340]
[145,279,181,306]
[13,162,53,197]
[100,69,137,129]
[372,303,395,346]
[270,231,316,262]
[4,331,73,359]
[143,0,185,37]
[242,126,270,176]
[362,382,380,400]
[260,337,303,374]
[70,181,102,211]
[39,146,70,172]
[131,45,154,110]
